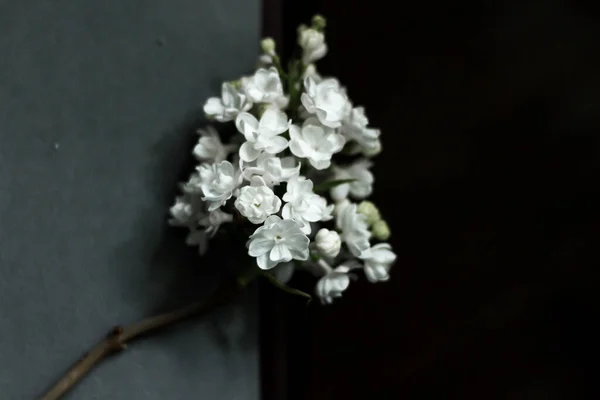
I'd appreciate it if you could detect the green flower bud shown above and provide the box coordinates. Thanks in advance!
[311,14,327,30]
[362,141,382,157]
[357,200,381,225]
[260,37,276,54]
[372,219,391,241]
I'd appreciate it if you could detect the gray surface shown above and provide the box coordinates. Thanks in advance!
[0,1,260,399]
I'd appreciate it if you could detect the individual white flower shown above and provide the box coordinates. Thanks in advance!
[341,107,382,155]
[241,152,300,187]
[315,264,355,304]
[301,76,350,128]
[330,159,374,201]
[234,177,282,224]
[203,82,252,122]
[298,28,328,65]
[241,67,288,108]
[282,176,334,234]
[168,196,198,227]
[200,208,234,236]
[193,126,235,163]
[335,200,370,257]
[235,107,290,162]
[314,228,341,258]
[196,160,241,211]
[359,243,396,283]
[183,208,233,256]
[289,117,345,170]
[247,215,309,270]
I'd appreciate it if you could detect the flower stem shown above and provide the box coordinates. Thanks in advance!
[39,271,258,400]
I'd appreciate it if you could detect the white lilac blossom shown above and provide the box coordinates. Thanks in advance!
[193,126,235,163]
[335,200,370,257]
[314,228,341,258]
[301,76,350,128]
[169,14,396,305]
[203,208,234,236]
[282,176,334,234]
[330,159,374,201]
[203,82,251,122]
[241,152,300,187]
[247,216,309,270]
[170,196,233,255]
[169,196,199,228]
[315,263,357,304]
[241,67,289,108]
[236,107,290,162]
[341,107,382,156]
[359,243,397,283]
[289,117,345,170]
[235,177,282,224]
[197,160,241,211]
[298,28,328,65]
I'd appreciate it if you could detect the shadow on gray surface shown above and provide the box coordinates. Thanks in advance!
[110,109,257,355]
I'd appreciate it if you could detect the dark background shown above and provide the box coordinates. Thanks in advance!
[262,1,599,399]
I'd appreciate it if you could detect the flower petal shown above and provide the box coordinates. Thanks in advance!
[270,244,292,262]
[285,233,310,252]
[203,98,224,116]
[310,158,330,170]
[264,135,288,154]
[257,253,278,270]
[235,112,259,140]
[330,183,350,202]
[239,142,261,162]
[248,237,274,257]
[260,108,289,134]
[300,93,316,113]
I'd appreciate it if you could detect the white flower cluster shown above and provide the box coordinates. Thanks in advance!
[169,15,396,304]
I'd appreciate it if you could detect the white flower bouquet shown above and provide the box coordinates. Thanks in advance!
[40,15,396,400]
[170,14,396,304]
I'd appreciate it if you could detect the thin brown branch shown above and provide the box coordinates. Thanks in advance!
[39,278,251,400]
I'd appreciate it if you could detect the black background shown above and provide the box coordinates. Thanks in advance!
[262,1,599,399]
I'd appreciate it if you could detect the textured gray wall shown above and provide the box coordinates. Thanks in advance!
[0,1,260,399]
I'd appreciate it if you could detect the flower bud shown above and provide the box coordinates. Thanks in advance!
[362,140,382,157]
[311,14,327,30]
[315,228,342,258]
[372,219,391,241]
[261,37,276,55]
[298,28,327,64]
[357,200,381,225]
